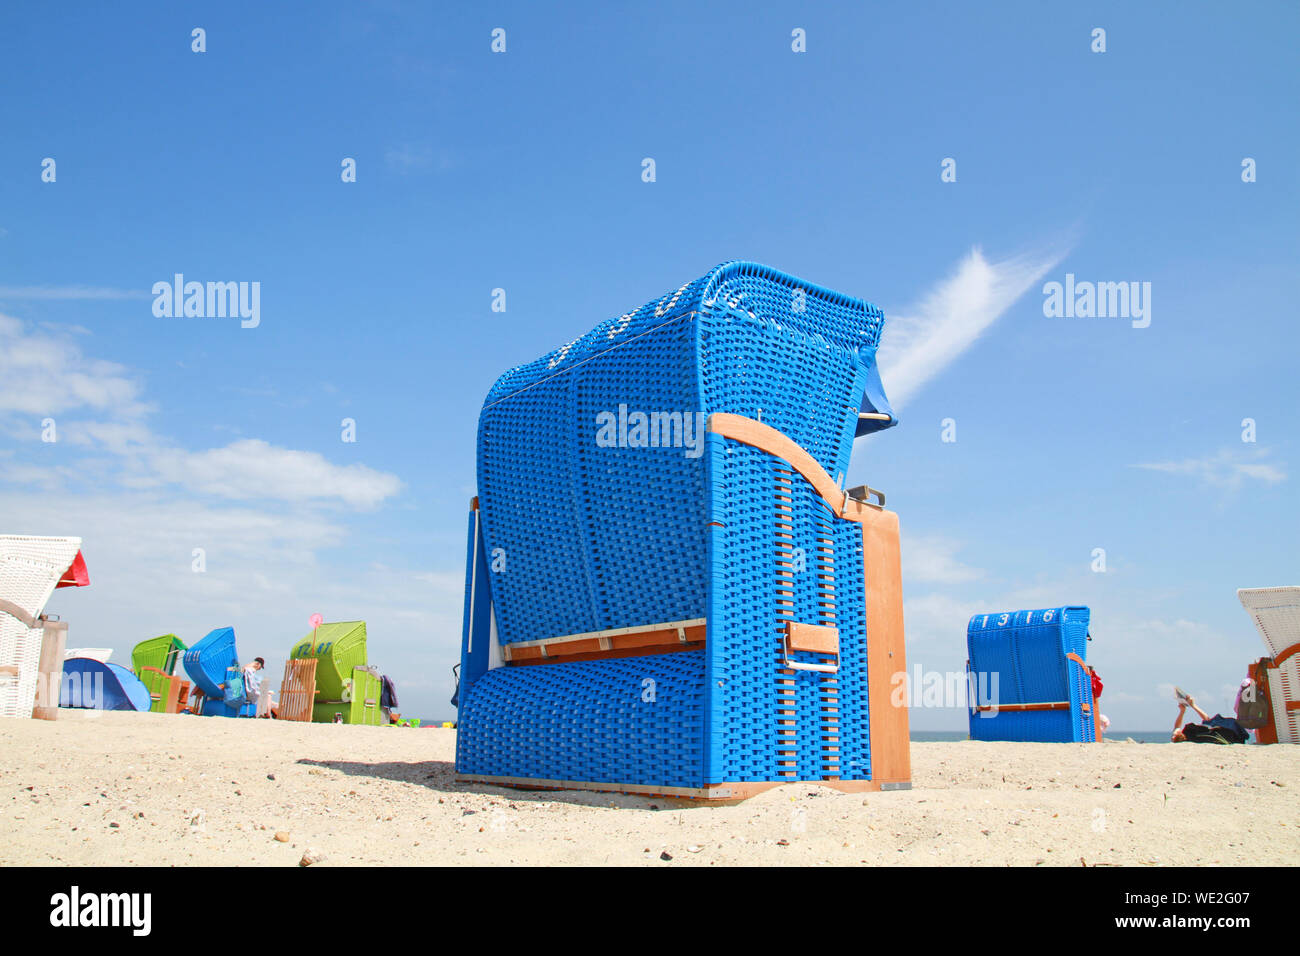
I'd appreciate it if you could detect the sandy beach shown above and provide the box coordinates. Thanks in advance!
[2,710,1296,867]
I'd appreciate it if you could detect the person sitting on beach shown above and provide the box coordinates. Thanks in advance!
[1170,686,1249,744]
[243,657,265,703]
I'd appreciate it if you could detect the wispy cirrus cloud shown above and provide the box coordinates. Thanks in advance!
[1132,447,1286,490]
[876,244,1067,409]
[0,285,148,300]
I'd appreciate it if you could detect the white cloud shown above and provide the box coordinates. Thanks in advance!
[0,315,147,417]
[1132,448,1286,490]
[902,535,983,584]
[146,440,404,510]
[0,315,403,510]
[876,245,1066,409]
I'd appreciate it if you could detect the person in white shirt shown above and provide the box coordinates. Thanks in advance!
[243,657,265,700]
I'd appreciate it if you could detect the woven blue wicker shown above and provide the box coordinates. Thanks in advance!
[457,262,897,792]
[181,626,237,700]
[966,607,1094,742]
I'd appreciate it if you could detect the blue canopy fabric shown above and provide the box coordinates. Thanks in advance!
[60,658,152,712]
[854,351,899,437]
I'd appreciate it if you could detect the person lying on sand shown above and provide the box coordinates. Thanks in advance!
[1170,687,1249,744]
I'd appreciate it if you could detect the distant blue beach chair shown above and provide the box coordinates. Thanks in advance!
[181,626,254,717]
[455,261,912,799]
[966,606,1100,742]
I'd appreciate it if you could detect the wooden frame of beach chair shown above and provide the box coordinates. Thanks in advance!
[0,536,85,720]
[278,658,316,722]
[454,262,911,799]
[1237,587,1300,744]
[966,607,1099,743]
[1246,658,1279,745]
[139,666,186,714]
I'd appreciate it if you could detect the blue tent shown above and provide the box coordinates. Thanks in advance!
[60,657,152,712]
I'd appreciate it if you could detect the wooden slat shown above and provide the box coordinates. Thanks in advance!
[278,658,317,722]
[1274,642,1300,668]
[973,701,1070,713]
[707,413,846,516]
[502,619,706,664]
[785,621,839,655]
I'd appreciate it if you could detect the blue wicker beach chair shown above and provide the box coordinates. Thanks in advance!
[455,261,912,798]
[181,626,255,717]
[966,607,1100,742]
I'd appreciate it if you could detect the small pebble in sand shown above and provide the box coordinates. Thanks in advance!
[274,832,290,842]
[659,851,672,861]
[299,848,325,867]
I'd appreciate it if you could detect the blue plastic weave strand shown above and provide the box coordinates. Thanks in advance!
[459,262,893,790]
[966,607,1093,742]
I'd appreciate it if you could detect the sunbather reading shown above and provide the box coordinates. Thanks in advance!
[1170,687,1249,744]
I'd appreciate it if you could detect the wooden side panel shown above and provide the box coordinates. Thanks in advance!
[858,506,911,787]
[278,658,317,722]
[32,620,68,721]
[1249,657,1279,745]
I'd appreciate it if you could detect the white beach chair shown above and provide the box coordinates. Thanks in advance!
[1238,586,1300,744]
[256,683,274,718]
[64,647,113,662]
[0,536,84,719]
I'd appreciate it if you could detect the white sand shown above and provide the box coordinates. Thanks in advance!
[2,710,1296,866]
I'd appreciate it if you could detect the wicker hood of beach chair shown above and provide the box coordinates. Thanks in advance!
[1238,587,1300,744]
[0,535,85,719]
[965,607,1100,742]
[454,261,911,799]
[180,626,240,713]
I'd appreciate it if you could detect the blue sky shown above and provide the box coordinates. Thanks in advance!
[1,1,1296,729]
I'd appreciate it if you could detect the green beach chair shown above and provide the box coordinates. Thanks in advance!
[132,634,186,676]
[131,634,188,713]
[289,621,383,725]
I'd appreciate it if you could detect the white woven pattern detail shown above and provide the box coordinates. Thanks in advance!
[0,535,82,718]
[1267,669,1300,744]
[1238,587,1300,745]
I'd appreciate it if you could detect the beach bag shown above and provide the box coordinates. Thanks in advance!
[1235,679,1269,729]
[223,666,246,706]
